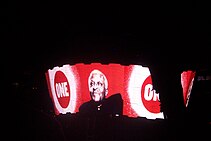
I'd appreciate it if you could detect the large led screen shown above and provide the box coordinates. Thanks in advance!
[45,63,165,119]
[181,70,196,107]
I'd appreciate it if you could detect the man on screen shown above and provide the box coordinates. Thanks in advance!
[88,69,108,102]
[79,69,123,117]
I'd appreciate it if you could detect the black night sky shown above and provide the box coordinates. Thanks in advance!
[4,1,211,141]
[4,1,211,71]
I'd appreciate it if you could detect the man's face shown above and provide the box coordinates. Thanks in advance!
[89,73,106,102]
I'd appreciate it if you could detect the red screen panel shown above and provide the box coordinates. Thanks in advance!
[45,63,164,119]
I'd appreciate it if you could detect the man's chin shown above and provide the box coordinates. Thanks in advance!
[93,99,100,102]
[93,96,101,102]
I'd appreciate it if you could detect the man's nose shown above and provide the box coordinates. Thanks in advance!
[93,84,99,89]
[93,85,97,90]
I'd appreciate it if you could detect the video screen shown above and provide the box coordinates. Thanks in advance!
[45,63,196,120]
[181,70,196,107]
[45,63,164,119]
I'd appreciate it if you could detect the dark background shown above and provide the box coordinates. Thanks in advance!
[4,1,211,141]
[4,1,210,70]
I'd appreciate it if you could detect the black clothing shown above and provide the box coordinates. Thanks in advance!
[79,93,123,117]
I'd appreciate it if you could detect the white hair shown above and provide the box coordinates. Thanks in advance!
[88,69,108,96]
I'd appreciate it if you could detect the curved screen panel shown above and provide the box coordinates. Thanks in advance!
[45,63,164,119]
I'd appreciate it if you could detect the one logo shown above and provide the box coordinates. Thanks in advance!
[54,71,70,108]
[128,65,164,119]
[141,75,160,113]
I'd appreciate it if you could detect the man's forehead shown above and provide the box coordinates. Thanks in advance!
[92,73,104,78]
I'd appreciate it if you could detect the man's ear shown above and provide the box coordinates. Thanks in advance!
[105,89,108,96]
